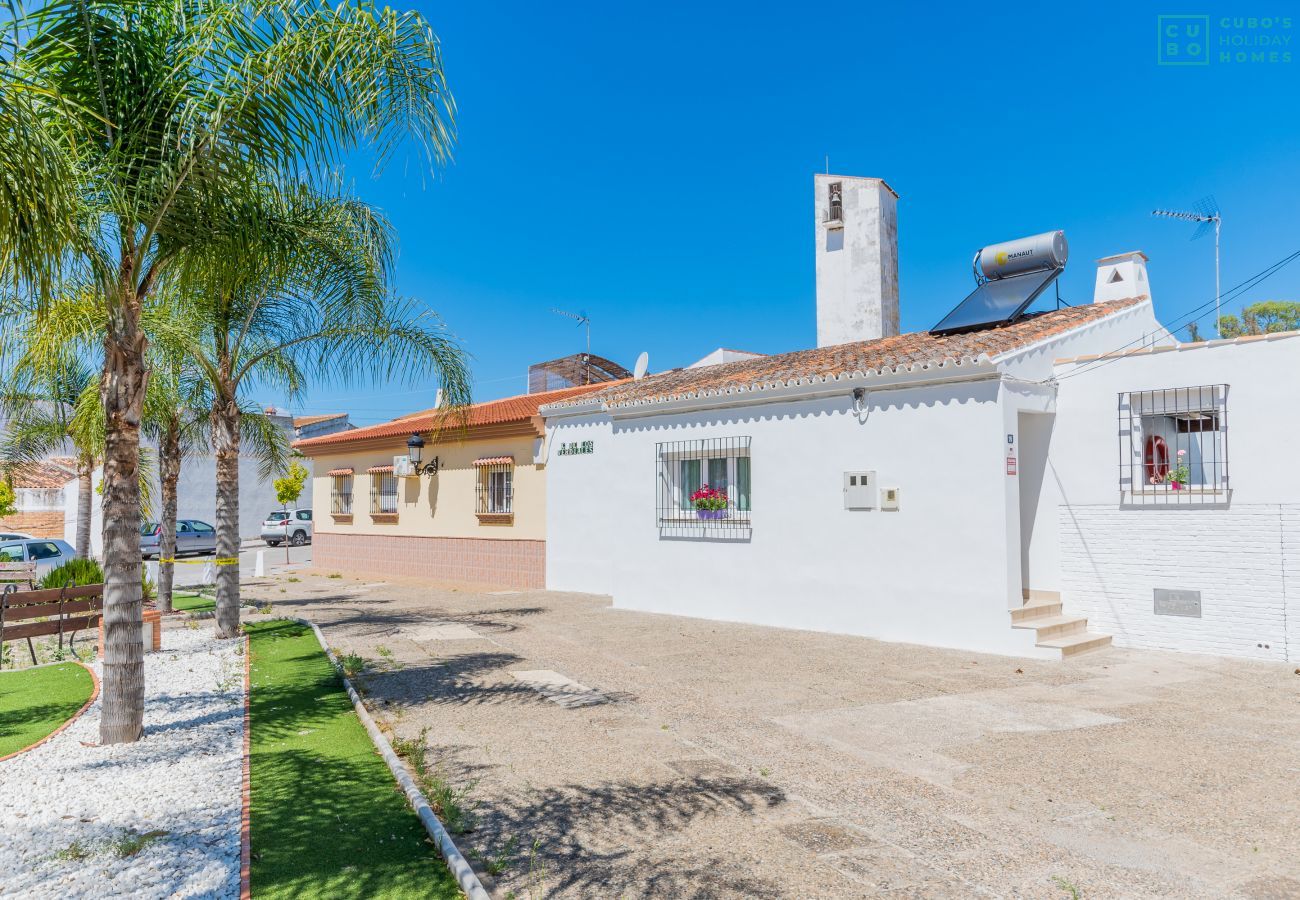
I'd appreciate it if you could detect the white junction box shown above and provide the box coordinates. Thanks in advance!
[843,471,877,509]
[880,486,900,511]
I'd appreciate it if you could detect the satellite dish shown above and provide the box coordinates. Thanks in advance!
[633,352,649,380]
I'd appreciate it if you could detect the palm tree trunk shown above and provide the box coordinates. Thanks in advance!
[213,398,241,639]
[99,291,148,745]
[157,424,180,614]
[75,457,93,559]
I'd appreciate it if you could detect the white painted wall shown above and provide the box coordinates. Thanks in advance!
[548,373,1065,658]
[64,430,295,558]
[1048,334,1300,661]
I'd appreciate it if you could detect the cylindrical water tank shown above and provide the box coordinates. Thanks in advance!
[978,231,1068,280]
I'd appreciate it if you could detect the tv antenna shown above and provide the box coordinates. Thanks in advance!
[551,308,591,355]
[1153,196,1222,337]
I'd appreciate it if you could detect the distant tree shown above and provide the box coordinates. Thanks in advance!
[273,459,310,563]
[0,481,16,519]
[275,460,310,510]
[1218,301,1300,338]
[1185,321,1205,343]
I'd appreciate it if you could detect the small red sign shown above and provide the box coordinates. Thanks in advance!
[1007,456,1017,476]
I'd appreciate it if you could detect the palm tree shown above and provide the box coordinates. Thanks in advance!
[158,181,469,638]
[0,0,457,743]
[0,356,98,557]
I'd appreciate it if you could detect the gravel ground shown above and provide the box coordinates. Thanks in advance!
[0,624,244,900]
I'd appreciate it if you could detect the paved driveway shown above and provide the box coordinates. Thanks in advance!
[243,574,1300,899]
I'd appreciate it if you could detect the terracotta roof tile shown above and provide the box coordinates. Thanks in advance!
[6,459,78,490]
[472,456,514,466]
[294,383,618,453]
[545,299,1146,412]
[326,467,354,477]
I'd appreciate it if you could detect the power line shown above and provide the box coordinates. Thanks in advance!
[1053,249,1300,383]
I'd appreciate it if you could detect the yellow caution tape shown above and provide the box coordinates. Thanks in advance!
[156,557,241,566]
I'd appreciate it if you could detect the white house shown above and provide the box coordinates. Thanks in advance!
[540,174,1300,662]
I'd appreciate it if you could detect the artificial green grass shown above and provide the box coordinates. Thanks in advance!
[246,620,462,900]
[0,662,94,757]
[170,592,215,613]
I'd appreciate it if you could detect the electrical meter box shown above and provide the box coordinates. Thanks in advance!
[880,486,901,511]
[843,471,877,509]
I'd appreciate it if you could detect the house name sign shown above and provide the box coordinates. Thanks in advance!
[558,440,594,456]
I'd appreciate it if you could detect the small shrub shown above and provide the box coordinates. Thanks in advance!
[140,571,156,604]
[258,602,273,615]
[391,727,429,773]
[37,558,103,589]
[53,840,92,861]
[338,651,365,678]
[327,573,342,579]
[110,829,168,858]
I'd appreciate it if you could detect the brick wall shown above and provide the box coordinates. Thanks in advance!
[313,532,545,590]
[0,511,64,538]
[1059,504,1299,661]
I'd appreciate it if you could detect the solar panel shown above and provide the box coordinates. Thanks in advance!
[930,267,1061,335]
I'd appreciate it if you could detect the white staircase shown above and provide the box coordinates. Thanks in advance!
[1012,592,1111,659]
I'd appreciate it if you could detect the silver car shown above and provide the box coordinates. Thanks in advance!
[261,509,312,547]
[0,538,78,579]
[140,520,217,559]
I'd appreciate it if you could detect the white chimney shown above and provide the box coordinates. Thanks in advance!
[814,175,899,347]
[1094,251,1150,304]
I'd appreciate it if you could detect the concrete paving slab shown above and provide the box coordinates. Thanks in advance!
[404,622,481,641]
[511,669,608,708]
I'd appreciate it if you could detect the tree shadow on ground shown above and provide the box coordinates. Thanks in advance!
[471,775,789,899]
[357,653,637,709]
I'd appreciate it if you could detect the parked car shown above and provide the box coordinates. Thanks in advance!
[0,537,77,578]
[140,520,217,559]
[0,532,34,541]
[261,509,312,547]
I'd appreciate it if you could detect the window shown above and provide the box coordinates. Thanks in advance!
[296,510,312,521]
[475,458,514,517]
[369,469,397,515]
[27,541,61,560]
[0,544,23,562]
[176,522,192,533]
[331,475,353,515]
[656,436,752,534]
[1119,384,1228,502]
[191,522,214,535]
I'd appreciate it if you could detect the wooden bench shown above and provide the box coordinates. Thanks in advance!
[0,581,105,669]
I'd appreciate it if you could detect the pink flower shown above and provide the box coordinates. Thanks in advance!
[1176,449,1186,457]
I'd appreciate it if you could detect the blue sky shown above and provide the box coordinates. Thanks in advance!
[292,3,1300,424]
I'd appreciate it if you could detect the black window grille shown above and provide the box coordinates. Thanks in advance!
[656,436,752,535]
[476,462,513,515]
[1118,384,1228,503]
[331,476,353,515]
[369,471,398,514]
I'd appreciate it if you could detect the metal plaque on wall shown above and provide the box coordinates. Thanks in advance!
[1154,588,1202,618]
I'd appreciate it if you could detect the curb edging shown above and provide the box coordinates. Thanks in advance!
[240,633,252,900]
[286,618,490,900]
[0,661,100,764]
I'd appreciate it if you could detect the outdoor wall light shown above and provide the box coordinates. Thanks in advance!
[407,433,440,476]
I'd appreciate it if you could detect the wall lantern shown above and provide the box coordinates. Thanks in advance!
[406,433,439,475]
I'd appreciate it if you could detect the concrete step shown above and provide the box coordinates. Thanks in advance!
[1010,599,1062,623]
[1036,631,1113,658]
[1010,614,1088,641]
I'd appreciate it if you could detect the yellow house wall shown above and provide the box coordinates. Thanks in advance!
[307,432,546,540]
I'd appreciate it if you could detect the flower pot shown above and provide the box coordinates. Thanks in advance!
[695,509,728,520]
[1171,482,1183,491]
